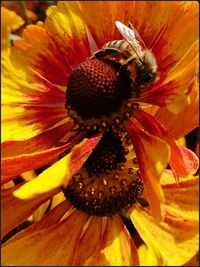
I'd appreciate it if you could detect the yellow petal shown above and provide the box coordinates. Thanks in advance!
[32,200,51,222]
[162,174,199,221]
[131,202,198,266]
[50,191,66,210]
[20,170,36,181]
[85,215,139,266]
[155,79,199,140]
[2,119,74,157]
[13,24,73,85]
[165,41,198,113]
[1,6,24,49]
[45,2,91,66]
[13,134,102,200]
[138,244,160,266]
[175,137,186,147]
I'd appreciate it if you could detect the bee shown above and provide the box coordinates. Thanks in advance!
[92,21,158,91]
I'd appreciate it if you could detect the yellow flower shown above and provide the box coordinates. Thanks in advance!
[1,6,24,49]
[2,172,199,266]
[1,1,199,265]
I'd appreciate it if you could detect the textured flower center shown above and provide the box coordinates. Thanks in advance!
[85,132,126,177]
[63,132,144,216]
[66,58,134,131]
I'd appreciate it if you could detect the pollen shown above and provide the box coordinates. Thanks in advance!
[63,132,144,216]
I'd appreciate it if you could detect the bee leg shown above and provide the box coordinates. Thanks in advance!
[117,63,129,76]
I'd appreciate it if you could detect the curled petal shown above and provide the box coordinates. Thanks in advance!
[13,134,102,200]
[125,119,170,222]
[133,110,199,178]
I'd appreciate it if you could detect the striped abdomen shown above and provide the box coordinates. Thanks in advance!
[103,40,135,59]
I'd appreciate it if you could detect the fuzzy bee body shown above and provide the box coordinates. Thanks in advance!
[92,21,158,92]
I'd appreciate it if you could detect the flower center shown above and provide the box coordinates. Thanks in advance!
[63,132,144,216]
[66,58,136,131]
[85,132,126,177]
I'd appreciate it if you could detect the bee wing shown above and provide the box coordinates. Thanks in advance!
[115,21,144,60]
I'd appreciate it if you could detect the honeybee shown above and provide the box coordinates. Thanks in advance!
[93,21,158,91]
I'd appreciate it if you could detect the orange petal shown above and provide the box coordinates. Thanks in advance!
[125,2,198,67]
[154,79,199,139]
[125,119,170,222]
[13,25,73,85]
[2,140,77,183]
[2,48,69,141]
[13,134,102,200]
[111,2,198,88]
[2,48,66,106]
[85,215,139,266]
[151,2,198,74]
[74,216,105,265]
[162,175,199,221]
[2,184,59,238]
[45,2,91,67]
[4,200,72,246]
[133,110,199,178]
[1,6,24,49]
[2,103,69,142]
[2,119,74,158]
[2,209,87,266]
[139,41,198,111]
[131,203,199,266]
[76,1,130,49]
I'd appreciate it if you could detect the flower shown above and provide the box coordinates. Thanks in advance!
[1,6,24,49]
[2,171,199,266]
[1,1,199,265]
[1,1,54,24]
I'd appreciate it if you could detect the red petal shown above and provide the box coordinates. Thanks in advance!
[13,133,103,200]
[133,110,199,178]
[2,120,74,158]
[125,119,170,222]
[2,133,83,183]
